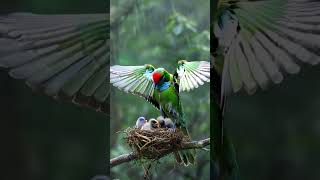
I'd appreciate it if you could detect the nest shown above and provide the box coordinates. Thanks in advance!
[124,127,189,160]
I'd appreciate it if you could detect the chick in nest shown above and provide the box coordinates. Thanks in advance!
[141,118,160,131]
[157,116,175,129]
[135,117,147,129]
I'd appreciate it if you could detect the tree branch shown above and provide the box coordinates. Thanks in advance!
[110,138,210,168]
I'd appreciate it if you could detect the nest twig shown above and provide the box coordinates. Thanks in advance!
[124,127,189,160]
[110,137,210,168]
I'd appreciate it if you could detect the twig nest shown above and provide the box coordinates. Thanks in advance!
[124,127,189,160]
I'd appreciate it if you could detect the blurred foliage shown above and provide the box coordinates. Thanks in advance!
[110,0,210,179]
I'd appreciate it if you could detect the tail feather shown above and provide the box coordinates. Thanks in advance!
[173,152,182,164]
[179,151,189,166]
[179,150,195,166]
[175,125,196,166]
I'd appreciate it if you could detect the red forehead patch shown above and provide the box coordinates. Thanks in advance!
[152,72,162,84]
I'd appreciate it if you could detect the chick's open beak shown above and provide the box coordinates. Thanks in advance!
[156,121,160,128]
[150,119,159,128]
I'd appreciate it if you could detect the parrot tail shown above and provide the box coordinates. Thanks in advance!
[175,125,196,166]
[173,152,182,164]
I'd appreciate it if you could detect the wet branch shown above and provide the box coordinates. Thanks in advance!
[110,138,210,168]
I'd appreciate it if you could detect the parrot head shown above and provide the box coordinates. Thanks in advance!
[177,60,187,66]
[152,68,165,84]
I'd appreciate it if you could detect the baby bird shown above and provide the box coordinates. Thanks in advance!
[157,116,175,129]
[141,118,160,131]
[157,116,166,128]
[135,117,147,129]
[164,118,174,129]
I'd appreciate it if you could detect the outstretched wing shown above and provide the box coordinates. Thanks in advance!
[176,60,210,92]
[110,64,159,109]
[0,13,109,113]
[215,0,320,96]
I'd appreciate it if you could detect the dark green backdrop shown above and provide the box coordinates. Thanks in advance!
[0,1,108,180]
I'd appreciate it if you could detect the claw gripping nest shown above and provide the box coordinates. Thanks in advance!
[124,128,189,160]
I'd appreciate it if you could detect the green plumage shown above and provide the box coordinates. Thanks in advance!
[0,13,109,112]
[213,0,320,179]
[153,69,195,165]
[110,60,210,166]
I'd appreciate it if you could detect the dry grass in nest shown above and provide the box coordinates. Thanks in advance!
[124,128,189,160]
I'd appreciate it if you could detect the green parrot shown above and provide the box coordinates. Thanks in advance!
[0,0,320,178]
[110,60,210,166]
[213,0,320,179]
[214,0,320,96]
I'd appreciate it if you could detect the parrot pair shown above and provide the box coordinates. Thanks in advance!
[110,60,210,166]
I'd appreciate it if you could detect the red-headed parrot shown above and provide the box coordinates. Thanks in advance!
[110,60,210,166]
